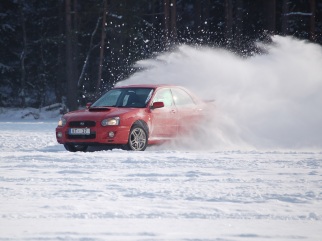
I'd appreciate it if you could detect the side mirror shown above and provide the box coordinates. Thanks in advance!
[86,102,92,109]
[151,101,164,109]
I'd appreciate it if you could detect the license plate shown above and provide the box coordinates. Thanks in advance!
[69,128,90,135]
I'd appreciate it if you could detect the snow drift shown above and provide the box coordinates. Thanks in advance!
[118,36,322,151]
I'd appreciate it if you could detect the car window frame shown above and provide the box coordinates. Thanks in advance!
[151,88,174,108]
[170,87,197,107]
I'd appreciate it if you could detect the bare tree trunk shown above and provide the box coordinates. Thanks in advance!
[170,0,177,41]
[235,0,243,43]
[150,0,157,25]
[73,0,79,86]
[78,16,101,88]
[164,0,170,47]
[204,0,210,32]
[56,1,65,104]
[19,0,27,108]
[195,0,201,31]
[96,0,108,94]
[65,0,77,111]
[266,0,276,34]
[225,0,233,42]
[39,26,47,108]
[281,0,289,35]
[309,0,316,41]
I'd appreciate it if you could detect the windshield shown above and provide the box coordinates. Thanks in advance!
[91,88,154,108]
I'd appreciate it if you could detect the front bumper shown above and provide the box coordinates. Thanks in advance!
[56,125,130,145]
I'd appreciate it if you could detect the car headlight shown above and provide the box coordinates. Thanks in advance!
[101,117,120,126]
[58,117,67,127]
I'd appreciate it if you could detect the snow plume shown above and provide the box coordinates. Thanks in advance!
[118,36,322,151]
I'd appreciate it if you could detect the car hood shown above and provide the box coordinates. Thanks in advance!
[64,107,141,121]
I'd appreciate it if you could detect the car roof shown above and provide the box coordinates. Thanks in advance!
[112,84,202,103]
[114,84,177,89]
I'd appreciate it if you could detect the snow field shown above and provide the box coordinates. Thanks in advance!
[0,121,321,240]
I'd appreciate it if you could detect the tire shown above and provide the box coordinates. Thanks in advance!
[126,124,148,151]
[64,144,88,152]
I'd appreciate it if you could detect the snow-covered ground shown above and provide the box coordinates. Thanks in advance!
[0,114,321,240]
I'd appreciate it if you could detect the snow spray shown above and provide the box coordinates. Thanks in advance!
[118,36,322,151]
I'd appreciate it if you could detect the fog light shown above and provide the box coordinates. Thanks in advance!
[57,132,63,138]
[108,131,115,138]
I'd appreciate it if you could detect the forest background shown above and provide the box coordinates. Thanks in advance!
[0,0,321,111]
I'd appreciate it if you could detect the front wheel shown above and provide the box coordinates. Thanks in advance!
[126,125,148,151]
[64,144,88,152]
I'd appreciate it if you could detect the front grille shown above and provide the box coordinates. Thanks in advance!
[67,133,96,139]
[69,121,96,127]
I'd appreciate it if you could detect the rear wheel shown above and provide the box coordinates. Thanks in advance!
[126,125,148,151]
[64,144,88,152]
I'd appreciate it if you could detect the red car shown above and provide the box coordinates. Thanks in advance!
[56,84,206,151]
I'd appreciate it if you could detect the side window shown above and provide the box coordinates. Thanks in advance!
[152,89,174,107]
[171,88,196,106]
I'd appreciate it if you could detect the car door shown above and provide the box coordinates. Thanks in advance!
[171,87,200,134]
[149,88,178,139]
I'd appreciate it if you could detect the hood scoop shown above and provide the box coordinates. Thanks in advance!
[89,107,111,112]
